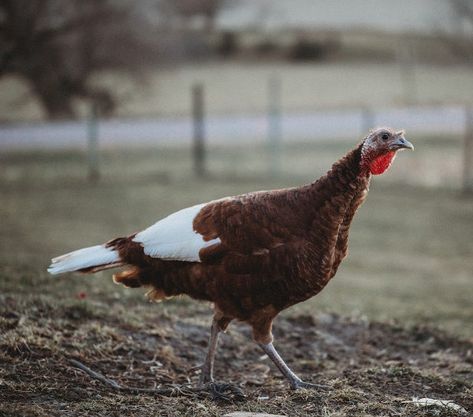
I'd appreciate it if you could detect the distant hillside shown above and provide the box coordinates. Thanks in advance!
[217,0,460,36]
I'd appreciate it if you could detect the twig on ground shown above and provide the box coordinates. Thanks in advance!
[69,359,122,390]
[67,358,246,401]
[68,359,180,395]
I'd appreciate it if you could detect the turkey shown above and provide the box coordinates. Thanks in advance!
[49,127,413,391]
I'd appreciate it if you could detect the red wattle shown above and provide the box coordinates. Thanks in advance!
[369,151,396,175]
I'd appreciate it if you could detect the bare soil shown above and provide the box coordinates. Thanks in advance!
[1,296,471,417]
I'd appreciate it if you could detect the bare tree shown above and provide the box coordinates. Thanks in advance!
[0,0,157,119]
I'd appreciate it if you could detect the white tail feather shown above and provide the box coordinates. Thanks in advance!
[48,245,121,275]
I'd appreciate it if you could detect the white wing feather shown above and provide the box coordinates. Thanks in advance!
[133,203,220,262]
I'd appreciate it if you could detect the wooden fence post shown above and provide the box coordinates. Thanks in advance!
[361,107,375,135]
[463,107,473,195]
[398,36,417,105]
[192,84,206,178]
[87,102,100,183]
[268,75,282,177]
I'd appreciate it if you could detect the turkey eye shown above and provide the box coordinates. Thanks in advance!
[381,133,389,140]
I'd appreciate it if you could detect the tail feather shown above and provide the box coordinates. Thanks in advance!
[48,244,122,275]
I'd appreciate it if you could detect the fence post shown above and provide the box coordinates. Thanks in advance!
[463,107,473,195]
[268,75,282,177]
[361,107,375,135]
[192,84,206,178]
[87,102,100,183]
[398,36,417,105]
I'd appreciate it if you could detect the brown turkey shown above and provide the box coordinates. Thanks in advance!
[49,127,413,392]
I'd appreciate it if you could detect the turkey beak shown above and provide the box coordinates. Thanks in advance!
[390,137,414,151]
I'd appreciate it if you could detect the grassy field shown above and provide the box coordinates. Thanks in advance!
[1,137,472,416]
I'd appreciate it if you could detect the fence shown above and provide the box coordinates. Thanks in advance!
[0,83,472,193]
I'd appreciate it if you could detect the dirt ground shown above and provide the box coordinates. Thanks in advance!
[1,295,472,417]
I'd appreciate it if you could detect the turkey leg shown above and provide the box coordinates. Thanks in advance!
[198,318,246,400]
[259,342,328,390]
[199,318,220,385]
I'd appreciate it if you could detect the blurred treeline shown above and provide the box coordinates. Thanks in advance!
[1,0,473,121]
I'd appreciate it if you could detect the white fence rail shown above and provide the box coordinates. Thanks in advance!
[0,105,468,150]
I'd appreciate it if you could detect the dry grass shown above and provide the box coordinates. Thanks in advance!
[0,137,472,415]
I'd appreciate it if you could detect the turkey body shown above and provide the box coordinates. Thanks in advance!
[110,144,370,342]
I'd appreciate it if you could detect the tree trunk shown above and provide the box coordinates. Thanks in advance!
[28,72,77,120]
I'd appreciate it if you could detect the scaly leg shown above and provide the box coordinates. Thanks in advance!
[259,342,328,390]
[199,318,220,386]
[197,316,245,401]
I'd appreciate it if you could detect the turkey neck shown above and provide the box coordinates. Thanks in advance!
[307,143,369,205]
[304,143,371,247]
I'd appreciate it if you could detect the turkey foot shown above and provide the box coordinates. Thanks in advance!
[200,382,246,401]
